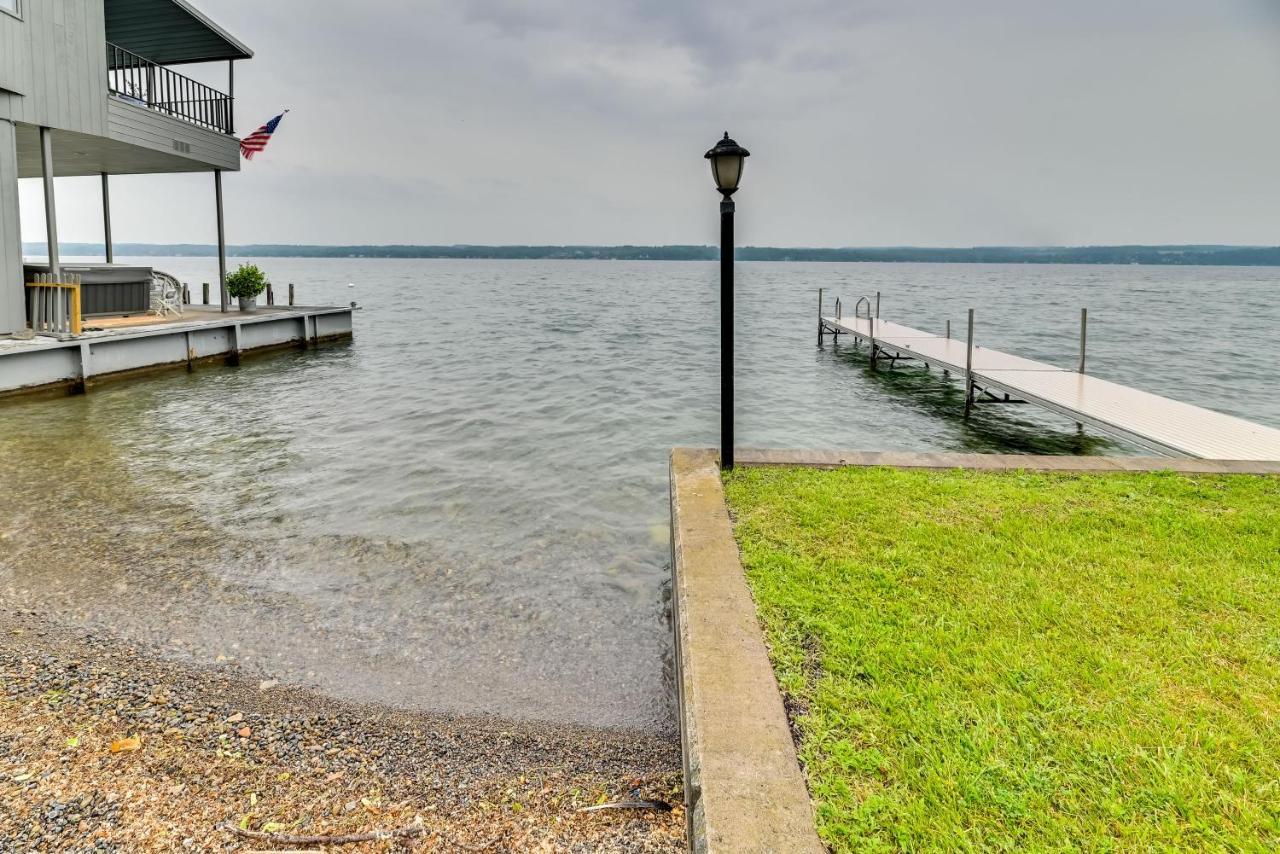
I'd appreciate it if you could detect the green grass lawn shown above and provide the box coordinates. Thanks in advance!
[723,466,1280,852]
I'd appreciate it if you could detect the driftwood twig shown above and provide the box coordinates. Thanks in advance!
[219,821,425,846]
[576,799,672,813]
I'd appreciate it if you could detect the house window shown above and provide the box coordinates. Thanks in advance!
[0,0,18,18]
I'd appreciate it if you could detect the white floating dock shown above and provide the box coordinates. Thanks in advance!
[820,313,1280,461]
[0,304,353,397]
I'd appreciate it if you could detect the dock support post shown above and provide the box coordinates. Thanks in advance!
[816,288,824,344]
[101,173,113,264]
[228,323,241,366]
[202,282,210,304]
[73,342,89,394]
[39,127,60,281]
[964,308,975,415]
[288,283,295,306]
[869,316,878,369]
[1075,307,1087,430]
[1078,308,1087,373]
[184,330,194,371]
[215,169,228,313]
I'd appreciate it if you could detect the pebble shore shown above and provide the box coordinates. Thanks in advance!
[0,611,684,852]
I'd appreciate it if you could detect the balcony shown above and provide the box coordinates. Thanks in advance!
[106,42,233,135]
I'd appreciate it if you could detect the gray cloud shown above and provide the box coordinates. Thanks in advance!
[20,0,1280,247]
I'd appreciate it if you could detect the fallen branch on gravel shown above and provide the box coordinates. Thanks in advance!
[219,821,424,846]
[576,799,672,813]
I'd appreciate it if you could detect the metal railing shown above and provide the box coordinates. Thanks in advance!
[106,42,233,134]
[27,273,83,337]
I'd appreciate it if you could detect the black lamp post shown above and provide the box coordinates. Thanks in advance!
[704,132,750,469]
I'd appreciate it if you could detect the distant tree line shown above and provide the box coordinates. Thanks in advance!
[39,243,718,260]
[29,242,1280,266]
[736,245,1280,265]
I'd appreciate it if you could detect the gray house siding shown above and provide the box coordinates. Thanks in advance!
[0,0,108,136]
[0,0,247,335]
[0,120,25,335]
[107,98,238,171]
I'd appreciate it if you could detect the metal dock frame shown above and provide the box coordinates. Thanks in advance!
[817,295,1280,461]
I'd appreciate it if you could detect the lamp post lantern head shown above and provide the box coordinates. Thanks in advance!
[704,132,750,196]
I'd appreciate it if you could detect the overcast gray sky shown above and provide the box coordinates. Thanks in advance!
[20,0,1280,247]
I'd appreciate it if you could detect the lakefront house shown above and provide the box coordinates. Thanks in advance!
[0,0,351,396]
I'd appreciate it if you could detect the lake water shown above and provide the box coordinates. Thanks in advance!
[1,259,1277,735]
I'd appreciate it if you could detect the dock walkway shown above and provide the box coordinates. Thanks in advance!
[819,313,1280,461]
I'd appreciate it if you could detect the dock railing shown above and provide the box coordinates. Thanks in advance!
[106,42,234,134]
[27,273,82,337]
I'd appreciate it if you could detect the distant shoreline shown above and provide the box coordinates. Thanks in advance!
[25,243,1280,266]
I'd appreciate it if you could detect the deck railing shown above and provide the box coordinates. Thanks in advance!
[106,42,234,135]
[27,274,83,338]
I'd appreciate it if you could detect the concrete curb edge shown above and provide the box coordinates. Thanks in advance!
[670,447,825,854]
[734,448,1280,474]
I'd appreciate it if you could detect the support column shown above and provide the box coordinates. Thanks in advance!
[215,169,227,312]
[227,60,235,134]
[101,173,113,264]
[0,119,26,335]
[39,127,59,280]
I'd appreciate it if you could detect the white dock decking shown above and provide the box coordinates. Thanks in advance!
[820,314,1280,461]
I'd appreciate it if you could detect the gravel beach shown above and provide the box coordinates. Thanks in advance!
[0,611,684,852]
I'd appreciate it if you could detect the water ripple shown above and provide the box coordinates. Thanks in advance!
[0,258,1277,734]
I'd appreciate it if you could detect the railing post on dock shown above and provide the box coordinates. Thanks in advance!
[202,282,210,304]
[267,283,275,306]
[1078,308,1087,373]
[940,319,951,375]
[288,283,295,306]
[875,291,881,319]
[816,288,824,344]
[963,309,975,416]
[182,283,190,304]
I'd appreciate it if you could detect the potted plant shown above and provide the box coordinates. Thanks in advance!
[225,263,269,313]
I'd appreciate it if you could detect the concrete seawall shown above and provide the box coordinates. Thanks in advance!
[669,447,825,854]
[669,446,1280,852]
[735,447,1280,474]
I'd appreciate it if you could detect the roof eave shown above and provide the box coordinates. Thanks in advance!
[168,0,254,63]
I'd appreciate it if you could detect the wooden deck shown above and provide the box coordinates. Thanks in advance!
[85,305,301,331]
[820,314,1280,461]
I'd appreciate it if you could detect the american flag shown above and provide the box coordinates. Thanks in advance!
[240,111,287,160]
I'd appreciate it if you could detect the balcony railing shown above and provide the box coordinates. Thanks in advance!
[106,42,234,135]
